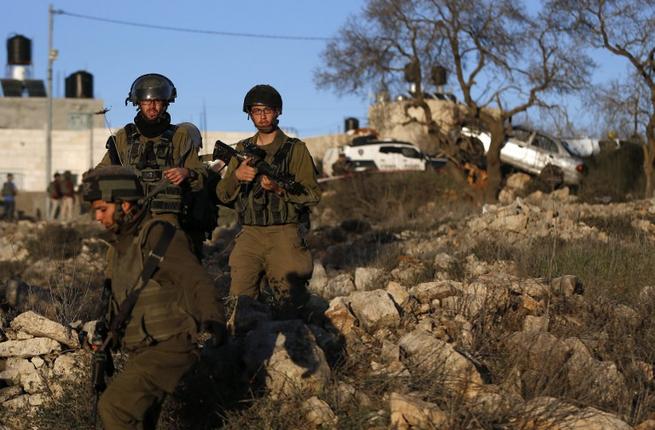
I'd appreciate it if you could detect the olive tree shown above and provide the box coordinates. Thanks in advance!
[551,0,655,195]
[316,0,590,200]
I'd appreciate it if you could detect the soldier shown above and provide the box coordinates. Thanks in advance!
[216,84,320,319]
[82,166,225,429]
[96,74,206,251]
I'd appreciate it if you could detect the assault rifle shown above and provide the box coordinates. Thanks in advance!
[212,140,305,195]
[87,280,115,426]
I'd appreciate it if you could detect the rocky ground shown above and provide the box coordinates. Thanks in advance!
[1,173,655,429]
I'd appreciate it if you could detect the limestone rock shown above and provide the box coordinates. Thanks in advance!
[303,396,338,428]
[410,280,461,304]
[354,267,385,291]
[391,257,432,286]
[349,290,400,332]
[389,392,450,430]
[386,281,409,306]
[399,329,483,396]
[0,338,61,358]
[323,273,356,300]
[242,320,331,399]
[308,260,328,295]
[517,396,631,430]
[324,297,356,335]
[11,311,80,348]
[550,275,583,297]
[506,173,532,191]
[0,385,22,403]
[523,315,549,333]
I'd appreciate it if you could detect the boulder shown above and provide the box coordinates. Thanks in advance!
[242,320,331,399]
[399,329,483,396]
[0,385,22,403]
[506,173,532,191]
[354,267,385,291]
[550,275,583,297]
[324,297,357,335]
[0,338,61,358]
[303,396,338,428]
[349,290,400,332]
[308,260,328,295]
[517,396,631,430]
[386,281,409,306]
[389,392,450,430]
[323,273,356,300]
[11,311,79,348]
[410,281,461,304]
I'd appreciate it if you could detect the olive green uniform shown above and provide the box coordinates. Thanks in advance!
[98,216,224,429]
[97,124,206,227]
[216,129,320,317]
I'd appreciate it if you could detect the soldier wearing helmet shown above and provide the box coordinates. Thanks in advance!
[216,84,321,321]
[83,166,225,429]
[96,74,207,256]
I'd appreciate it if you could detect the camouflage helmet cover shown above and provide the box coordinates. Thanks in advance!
[82,166,143,203]
[125,73,177,106]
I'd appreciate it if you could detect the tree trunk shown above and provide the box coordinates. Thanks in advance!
[644,115,655,198]
[484,118,506,202]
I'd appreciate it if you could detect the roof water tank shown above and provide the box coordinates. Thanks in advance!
[7,35,31,65]
[431,65,447,86]
[345,117,359,132]
[65,70,94,98]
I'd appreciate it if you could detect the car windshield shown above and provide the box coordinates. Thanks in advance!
[561,140,577,156]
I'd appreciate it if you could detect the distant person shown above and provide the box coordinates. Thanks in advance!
[96,73,207,257]
[216,84,321,320]
[60,171,75,222]
[331,153,352,176]
[2,173,17,220]
[47,172,62,220]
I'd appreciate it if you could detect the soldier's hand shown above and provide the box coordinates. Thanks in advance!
[164,167,189,185]
[234,158,257,182]
[260,176,283,195]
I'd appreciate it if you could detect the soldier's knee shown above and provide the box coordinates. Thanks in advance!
[98,391,133,429]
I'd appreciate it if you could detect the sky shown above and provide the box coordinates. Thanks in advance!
[1,1,630,138]
[1,0,370,136]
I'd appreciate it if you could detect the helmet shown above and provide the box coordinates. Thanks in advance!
[243,84,282,114]
[178,122,203,149]
[125,73,177,106]
[82,166,143,203]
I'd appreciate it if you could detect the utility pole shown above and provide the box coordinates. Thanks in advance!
[46,5,59,217]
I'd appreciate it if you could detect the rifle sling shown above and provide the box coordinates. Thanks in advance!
[109,221,176,342]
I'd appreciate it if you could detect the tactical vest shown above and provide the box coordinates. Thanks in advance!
[109,219,196,348]
[235,137,304,226]
[124,123,183,214]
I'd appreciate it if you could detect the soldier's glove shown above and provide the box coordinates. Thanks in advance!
[203,320,227,348]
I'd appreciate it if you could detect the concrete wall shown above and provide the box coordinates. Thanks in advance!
[0,97,106,130]
[368,98,466,153]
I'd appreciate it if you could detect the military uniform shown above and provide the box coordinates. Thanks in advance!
[97,215,224,429]
[97,117,206,227]
[217,129,320,317]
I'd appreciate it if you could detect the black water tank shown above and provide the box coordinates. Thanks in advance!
[344,117,359,132]
[431,65,447,86]
[65,70,94,98]
[7,34,31,65]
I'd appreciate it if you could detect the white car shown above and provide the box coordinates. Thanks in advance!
[460,125,586,185]
[322,139,440,177]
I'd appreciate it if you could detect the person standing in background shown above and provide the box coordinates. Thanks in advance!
[2,173,17,221]
[47,172,62,220]
[60,170,75,222]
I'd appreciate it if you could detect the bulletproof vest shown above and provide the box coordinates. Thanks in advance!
[109,218,196,348]
[124,123,183,214]
[235,137,302,226]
